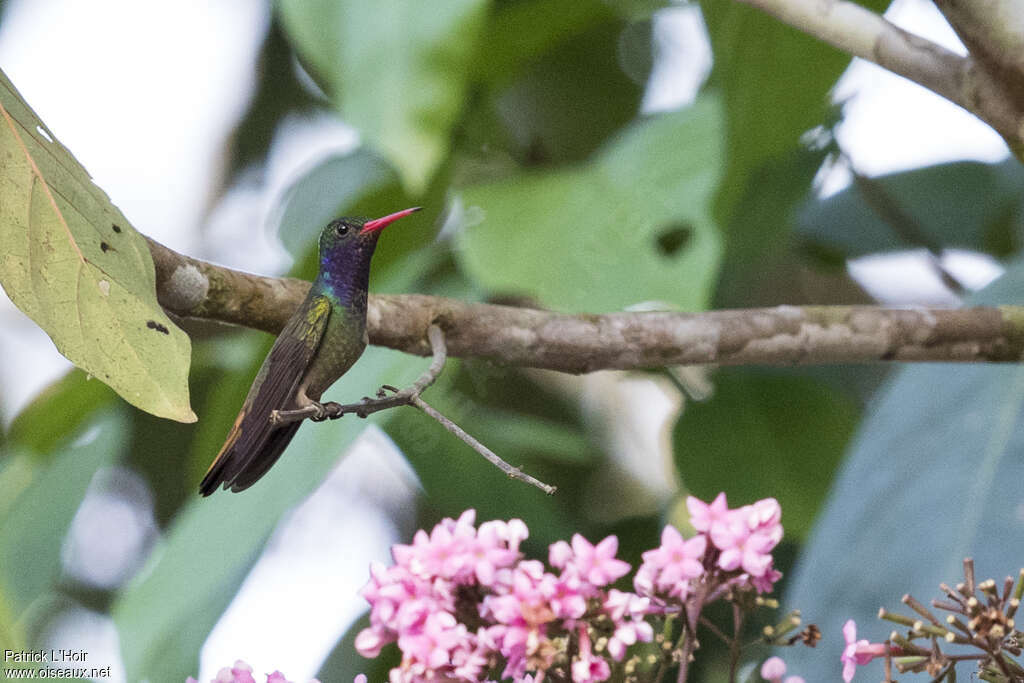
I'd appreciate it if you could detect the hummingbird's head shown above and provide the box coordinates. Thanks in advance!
[318,207,421,265]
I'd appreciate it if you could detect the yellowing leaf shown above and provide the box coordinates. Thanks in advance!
[0,69,195,423]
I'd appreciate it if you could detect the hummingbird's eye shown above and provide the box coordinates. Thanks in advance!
[335,223,349,237]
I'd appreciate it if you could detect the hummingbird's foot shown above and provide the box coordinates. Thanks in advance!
[308,401,332,422]
[321,401,345,420]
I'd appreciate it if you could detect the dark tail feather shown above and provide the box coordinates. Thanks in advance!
[199,420,302,496]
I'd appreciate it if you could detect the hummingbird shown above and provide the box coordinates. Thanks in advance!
[200,207,421,496]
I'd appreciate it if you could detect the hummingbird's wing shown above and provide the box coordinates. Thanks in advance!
[199,295,332,495]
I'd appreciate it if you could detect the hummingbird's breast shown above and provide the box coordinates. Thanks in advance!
[301,301,367,400]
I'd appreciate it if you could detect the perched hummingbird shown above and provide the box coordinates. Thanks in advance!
[200,207,421,496]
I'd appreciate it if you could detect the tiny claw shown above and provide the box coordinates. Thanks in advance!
[309,402,328,422]
[323,402,343,420]
[269,410,282,426]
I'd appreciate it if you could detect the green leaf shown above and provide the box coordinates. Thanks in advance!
[278,0,489,194]
[490,16,648,164]
[673,369,859,540]
[0,70,195,423]
[473,0,613,87]
[700,0,888,222]
[456,97,723,313]
[782,260,1024,679]
[701,0,887,309]
[0,412,125,620]
[7,369,117,457]
[797,160,1024,259]
[112,345,425,682]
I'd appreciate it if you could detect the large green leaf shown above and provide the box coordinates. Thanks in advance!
[472,0,612,88]
[456,97,723,313]
[701,0,889,222]
[0,412,125,620]
[277,0,489,194]
[6,369,117,458]
[673,368,859,540]
[112,345,425,682]
[491,16,648,165]
[783,260,1024,680]
[798,159,1024,259]
[701,1,887,309]
[0,70,194,423]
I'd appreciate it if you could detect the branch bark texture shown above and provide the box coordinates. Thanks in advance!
[734,0,1024,154]
[147,238,1024,371]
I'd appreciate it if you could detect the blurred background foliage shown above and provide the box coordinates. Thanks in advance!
[0,0,1023,681]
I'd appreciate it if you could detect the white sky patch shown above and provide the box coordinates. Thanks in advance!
[642,5,713,114]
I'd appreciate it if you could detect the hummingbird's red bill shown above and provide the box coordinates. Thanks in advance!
[361,206,421,234]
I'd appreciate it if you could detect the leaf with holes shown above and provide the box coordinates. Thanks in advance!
[0,69,194,422]
[456,97,723,313]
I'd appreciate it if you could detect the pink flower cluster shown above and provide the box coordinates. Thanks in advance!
[355,510,652,682]
[186,660,319,683]
[635,493,783,602]
[356,494,785,682]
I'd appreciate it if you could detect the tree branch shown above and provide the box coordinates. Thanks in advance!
[732,0,1024,153]
[147,237,1024,371]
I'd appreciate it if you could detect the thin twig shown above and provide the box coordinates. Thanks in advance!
[677,580,708,683]
[728,603,743,683]
[697,615,731,646]
[412,396,556,495]
[846,156,967,295]
[270,325,557,495]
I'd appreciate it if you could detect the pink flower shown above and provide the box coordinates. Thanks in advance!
[356,503,788,683]
[571,627,611,683]
[562,534,631,587]
[538,570,587,620]
[638,526,707,598]
[354,676,367,683]
[760,656,804,683]
[397,611,468,670]
[841,620,889,682]
[712,506,781,579]
[215,661,255,683]
[187,662,319,683]
[746,563,783,594]
[686,492,730,534]
[603,590,654,660]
